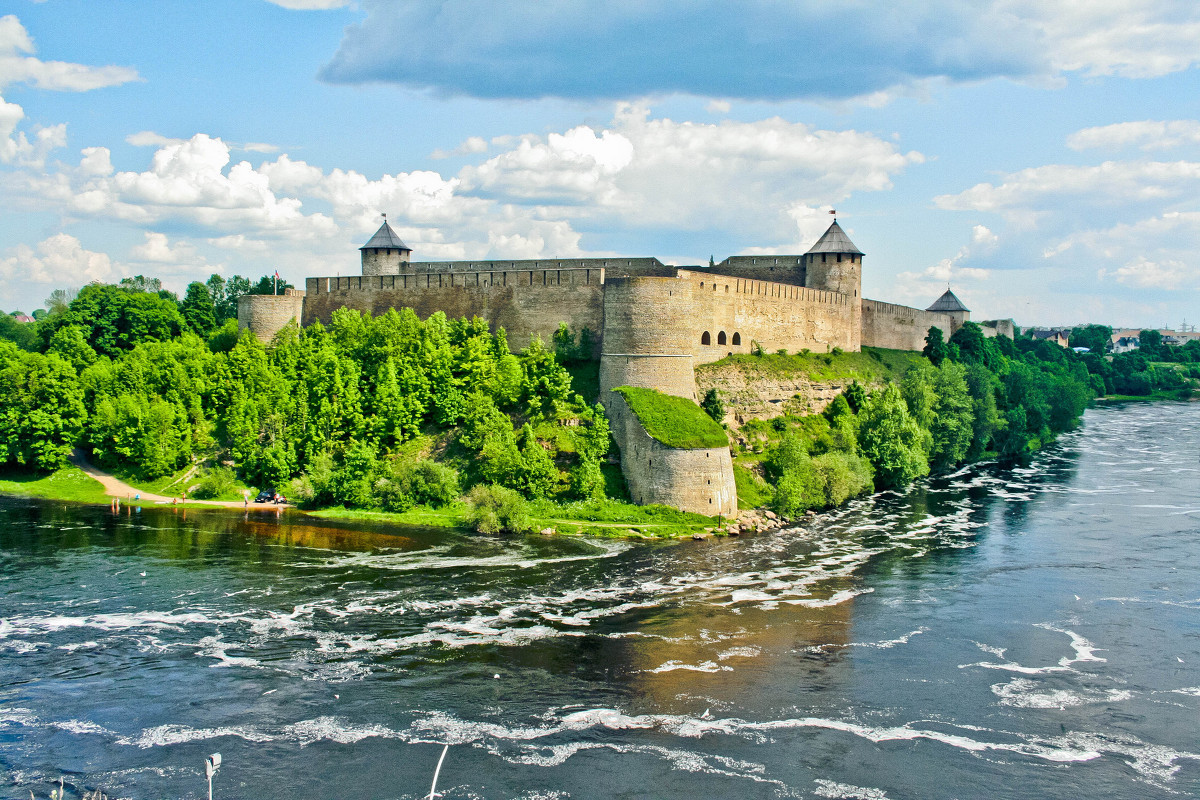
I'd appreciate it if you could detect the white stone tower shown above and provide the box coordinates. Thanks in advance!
[360,216,412,276]
[803,219,863,298]
[926,289,971,334]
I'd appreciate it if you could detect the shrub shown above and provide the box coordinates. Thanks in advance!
[569,456,606,501]
[811,451,874,506]
[857,384,930,489]
[374,459,460,511]
[330,440,381,507]
[465,484,532,534]
[288,449,334,508]
[771,459,823,517]
[191,465,238,499]
[701,388,725,422]
[373,476,414,512]
[403,460,461,507]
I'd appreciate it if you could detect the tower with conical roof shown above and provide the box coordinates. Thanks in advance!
[360,216,412,276]
[803,219,863,298]
[926,288,970,334]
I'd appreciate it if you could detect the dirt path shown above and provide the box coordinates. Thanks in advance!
[68,450,283,509]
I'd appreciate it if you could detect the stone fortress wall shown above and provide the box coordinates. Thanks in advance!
[302,268,607,357]
[861,299,964,352]
[240,219,1010,516]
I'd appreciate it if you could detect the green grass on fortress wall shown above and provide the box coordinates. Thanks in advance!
[0,466,110,504]
[613,386,729,449]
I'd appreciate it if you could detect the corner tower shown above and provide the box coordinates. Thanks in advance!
[803,219,863,299]
[926,289,970,335]
[360,216,411,276]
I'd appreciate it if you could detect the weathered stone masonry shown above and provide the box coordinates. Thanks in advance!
[302,268,606,358]
[239,219,1011,515]
[237,289,306,343]
[605,392,738,517]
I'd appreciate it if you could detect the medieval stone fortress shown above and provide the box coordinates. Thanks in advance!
[240,219,1012,516]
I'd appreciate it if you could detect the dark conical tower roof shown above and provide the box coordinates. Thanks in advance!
[927,289,970,313]
[360,220,411,251]
[805,220,864,255]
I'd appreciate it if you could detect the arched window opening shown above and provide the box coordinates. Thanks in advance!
[718,331,727,345]
[732,332,741,346]
[701,331,712,346]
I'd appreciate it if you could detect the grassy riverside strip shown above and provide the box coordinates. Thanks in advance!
[310,497,715,538]
[0,466,110,504]
[611,385,729,449]
[1,462,722,539]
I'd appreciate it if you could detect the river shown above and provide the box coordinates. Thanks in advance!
[1,402,1198,799]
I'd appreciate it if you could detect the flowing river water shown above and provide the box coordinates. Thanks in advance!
[1,402,1198,799]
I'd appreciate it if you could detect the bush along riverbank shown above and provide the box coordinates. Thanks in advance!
[3,276,1197,537]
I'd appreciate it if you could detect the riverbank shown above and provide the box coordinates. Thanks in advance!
[0,458,745,539]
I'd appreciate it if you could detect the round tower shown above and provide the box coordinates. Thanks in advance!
[237,288,306,343]
[803,219,863,299]
[360,215,411,276]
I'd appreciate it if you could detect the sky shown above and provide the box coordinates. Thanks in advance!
[1,1,1199,329]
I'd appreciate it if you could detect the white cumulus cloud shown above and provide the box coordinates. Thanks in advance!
[14,134,339,237]
[0,92,65,167]
[0,233,117,283]
[1067,120,1200,152]
[130,232,195,263]
[0,15,139,91]
[457,105,923,242]
[935,160,1200,219]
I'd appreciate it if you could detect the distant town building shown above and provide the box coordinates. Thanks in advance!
[1029,328,1070,348]
[1112,336,1139,354]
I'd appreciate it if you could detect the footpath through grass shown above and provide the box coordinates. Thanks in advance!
[0,466,110,504]
[112,461,257,502]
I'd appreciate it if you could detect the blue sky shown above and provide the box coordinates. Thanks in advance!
[2,0,1199,329]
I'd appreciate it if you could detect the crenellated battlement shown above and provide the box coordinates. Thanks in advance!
[681,271,852,306]
[305,267,606,296]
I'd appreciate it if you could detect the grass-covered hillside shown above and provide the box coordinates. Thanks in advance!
[697,347,924,434]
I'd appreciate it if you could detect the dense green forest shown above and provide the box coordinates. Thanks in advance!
[2,278,1196,530]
